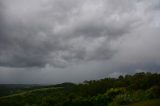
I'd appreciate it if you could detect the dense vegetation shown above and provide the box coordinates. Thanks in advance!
[0,72,160,106]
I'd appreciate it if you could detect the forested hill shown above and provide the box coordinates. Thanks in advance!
[0,72,160,106]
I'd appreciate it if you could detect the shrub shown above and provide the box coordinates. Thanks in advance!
[106,88,126,98]
[146,86,160,99]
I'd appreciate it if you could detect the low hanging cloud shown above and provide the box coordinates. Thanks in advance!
[0,0,160,83]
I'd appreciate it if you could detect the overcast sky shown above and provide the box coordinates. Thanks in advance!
[0,0,160,84]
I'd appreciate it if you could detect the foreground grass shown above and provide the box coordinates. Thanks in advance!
[129,99,160,106]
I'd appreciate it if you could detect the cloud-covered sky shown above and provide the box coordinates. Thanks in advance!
[0,0,160,84]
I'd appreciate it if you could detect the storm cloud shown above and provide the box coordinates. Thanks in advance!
[0,0,160,83]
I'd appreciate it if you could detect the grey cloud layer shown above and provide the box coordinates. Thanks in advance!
[0,0,160,70]
[0,0,160,83]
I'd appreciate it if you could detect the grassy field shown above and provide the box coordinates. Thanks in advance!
[130,99,160,106]
[0,87,62,99]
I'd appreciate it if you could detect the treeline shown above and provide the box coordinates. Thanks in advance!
[0,72,160,106]
[74,72,160,96]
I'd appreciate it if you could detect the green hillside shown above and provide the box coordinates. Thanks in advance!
[0,72,160,106]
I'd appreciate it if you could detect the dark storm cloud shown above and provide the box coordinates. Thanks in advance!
[0,0,160,84]
[0,0,138,68]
